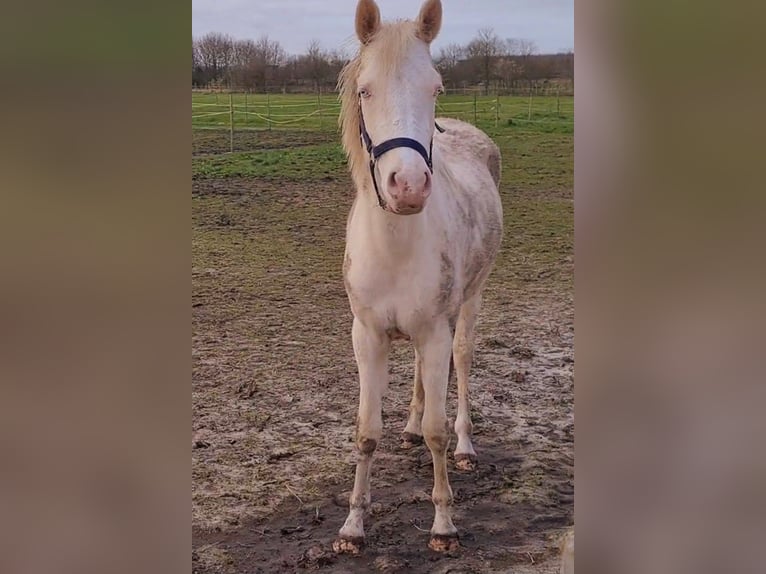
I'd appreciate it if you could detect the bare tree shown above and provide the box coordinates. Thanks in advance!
[192,40,201,85]
[190,28,571,94]
[254,35,286,67]
[257,35,286,89]
[505,38,538,89]
[195,32,234,86]
[227,39,257,88]
[496,58,522,91]
[466,28,504,94]
[435,43,465,88]
[506,38,537,57]
[305,39,330,91]
[519,39,538,57]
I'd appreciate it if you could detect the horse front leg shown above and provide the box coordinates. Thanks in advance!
[417,319,459,552]
[333,317,389,554]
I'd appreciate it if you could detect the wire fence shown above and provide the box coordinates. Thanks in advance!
[192,91,573,152]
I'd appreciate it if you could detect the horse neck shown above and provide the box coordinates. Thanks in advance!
[350,177,430,259]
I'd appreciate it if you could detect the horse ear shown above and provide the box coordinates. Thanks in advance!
[355,0,381,45]
[416,0,442,44]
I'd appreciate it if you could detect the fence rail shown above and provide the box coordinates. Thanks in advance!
[192,92,573,151]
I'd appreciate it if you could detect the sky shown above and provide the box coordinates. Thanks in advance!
[192,0,573,56]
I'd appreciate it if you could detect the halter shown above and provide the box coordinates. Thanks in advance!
[358,100,445,209]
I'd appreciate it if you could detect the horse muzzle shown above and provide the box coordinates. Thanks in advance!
[384,168,431,214]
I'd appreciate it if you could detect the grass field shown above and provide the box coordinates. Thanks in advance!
[192,100,573,572]
[192,92,573,134]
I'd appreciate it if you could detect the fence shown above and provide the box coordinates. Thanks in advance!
[192,79,574,98]
[192,91,573,152]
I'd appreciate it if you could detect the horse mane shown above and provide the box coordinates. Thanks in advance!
[337,21,420,186]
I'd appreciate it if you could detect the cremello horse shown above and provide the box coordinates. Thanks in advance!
[334,0,503,553]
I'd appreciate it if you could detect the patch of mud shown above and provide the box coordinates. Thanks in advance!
[194,446,568,573]
[192,176,573,573]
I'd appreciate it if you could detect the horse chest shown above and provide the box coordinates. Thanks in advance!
[344,250,458,329]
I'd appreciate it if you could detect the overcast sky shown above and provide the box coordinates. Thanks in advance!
[192,0,573,56]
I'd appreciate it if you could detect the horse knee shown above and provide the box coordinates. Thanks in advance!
[356,437,378,455]
[423,420,450,453]
[355,415,382,453]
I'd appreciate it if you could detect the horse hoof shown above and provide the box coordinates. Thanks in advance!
[333,537,364,555]
[400,432,423,448]
[428,534,460,553]
[454,453,478,471]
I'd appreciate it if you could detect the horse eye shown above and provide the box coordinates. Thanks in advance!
[435,86,444,96]
[358,87,370,98]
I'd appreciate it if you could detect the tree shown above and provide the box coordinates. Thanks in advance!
[506,38,538,88]
[435,43,465,88]
[195,32,234,86]
[466,28,504,94]
[190,29,571,94]
[305,39,330,91]
[192,40,202,86]
[496,58,522,92]
[229,39,258,88]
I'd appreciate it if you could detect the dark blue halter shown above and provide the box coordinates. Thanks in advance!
[358,101,445,208]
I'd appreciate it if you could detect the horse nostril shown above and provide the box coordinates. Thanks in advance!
[388,171,398,189]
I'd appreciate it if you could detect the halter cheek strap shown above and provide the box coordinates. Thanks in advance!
[358,102,446,209]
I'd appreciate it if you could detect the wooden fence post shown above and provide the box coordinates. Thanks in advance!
[267,92,272,131]
[473,92,478,125]
[528,84,533,121]
[229,92,234,153]
[318,88,323,131]
[244,91,248,125]
[494,95,499,128]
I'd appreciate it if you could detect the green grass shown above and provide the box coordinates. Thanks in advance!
[192,92,573,135]
[491,131,574,191]
[192,128,573,194]
[193,144,346,180]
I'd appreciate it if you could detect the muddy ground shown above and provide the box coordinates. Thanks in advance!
[193,130,334,156]
[192,141,573,572]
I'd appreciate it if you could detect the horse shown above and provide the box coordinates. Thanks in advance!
[333,0,504,554]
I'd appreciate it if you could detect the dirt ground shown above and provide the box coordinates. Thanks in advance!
[193,130,334,156]
[192,172,573,573]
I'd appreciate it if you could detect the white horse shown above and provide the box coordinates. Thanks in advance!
[334,0,503,554]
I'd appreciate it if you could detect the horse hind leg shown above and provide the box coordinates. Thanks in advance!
[402,350,456,448]
[453,294,481,471]
[401,350,424,447]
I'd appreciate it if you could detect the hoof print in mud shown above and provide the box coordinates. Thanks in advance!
[298,544,335,568]
[333,537,364,555]
[400,432,423,448]
[454,453,478,471]
[373,555,408,571]
[428,534,460,553]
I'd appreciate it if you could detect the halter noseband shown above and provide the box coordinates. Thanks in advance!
[358,100,445,209]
